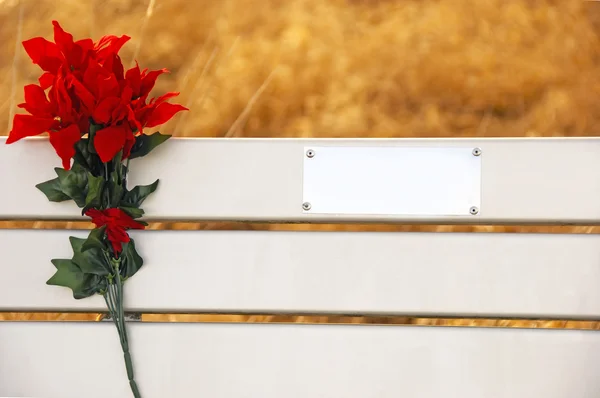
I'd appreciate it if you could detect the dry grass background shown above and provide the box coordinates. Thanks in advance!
[1,0,600,326]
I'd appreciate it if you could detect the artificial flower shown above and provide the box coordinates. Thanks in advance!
[86,208,145,254]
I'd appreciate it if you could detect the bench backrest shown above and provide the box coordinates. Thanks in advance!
[1,136,600,398]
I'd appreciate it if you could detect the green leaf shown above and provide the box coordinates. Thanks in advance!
[119,206,145,219]
[122,179,159,208]
[47,259,84,291]
[109,171,125,207]
[55,164,88,208]
[73,138,100,174]
[74,274,107,299]
[70,236,111,276]
[121,239,144,278]
[114,149,123,168]
[81,226,107,252]
[35,177,70,202]
[47,259,106,300]
[83,173,105,214]
[128,132,170,159]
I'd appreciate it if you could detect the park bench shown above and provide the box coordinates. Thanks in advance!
[1,136,600,397]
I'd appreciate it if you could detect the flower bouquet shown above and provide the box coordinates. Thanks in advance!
[6,21,187,397]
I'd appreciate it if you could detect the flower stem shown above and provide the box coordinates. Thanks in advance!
[123,157,130,186]
[104,273,142,398]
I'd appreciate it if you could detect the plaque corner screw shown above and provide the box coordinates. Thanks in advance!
[302,202,312,211]
[472,147,482,157]
[306,149,315,158]
[469,206,479,215]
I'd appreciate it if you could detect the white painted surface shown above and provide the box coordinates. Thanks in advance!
[1,322,600,398]
[302,146,481,216]
[2,137,600,223]
[3,229,600,317]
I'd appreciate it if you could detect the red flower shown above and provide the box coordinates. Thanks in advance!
[92,85,138,162]
[9,20,187,168]
[6,73,85,170]
[86,208,145,255]
[23,21,129,89]
[90,67,187,162]
[125,63,168,100]
[133,91,188,129]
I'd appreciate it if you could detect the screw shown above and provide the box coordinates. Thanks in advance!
[472,147,482,157]
[469,206,479,215]
[306,149,315,158]
[302,202,312,211]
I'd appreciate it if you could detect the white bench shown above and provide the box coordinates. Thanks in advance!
[2,137,600,397]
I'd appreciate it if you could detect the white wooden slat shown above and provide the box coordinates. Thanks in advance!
[2,322,600,398]
[3,229,600,318]
[2,137,600,223]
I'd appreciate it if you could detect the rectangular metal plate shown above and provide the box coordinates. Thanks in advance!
[303,146,481,216]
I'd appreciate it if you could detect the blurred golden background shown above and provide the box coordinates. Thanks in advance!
[1,0,600,327]
[3,0,600,139]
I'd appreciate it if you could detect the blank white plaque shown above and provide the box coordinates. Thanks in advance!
[302,146,481,216]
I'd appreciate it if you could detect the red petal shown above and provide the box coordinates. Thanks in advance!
[105,208,124,219]
[111,208,145,229]
[111,105,129,124]
[85,208,105,224]
[150,91,180,105]
[94,34,130,61]
[23,84,47,104]
[121,85,133,103]
[6,114,55,144]
[106,226,129,254]
[94,124,128,162]
[123,131,136,159]
[24,84,51,108]
[50,73,72,115]
[75,38,94,52]
[94,35,113,50]
[104,53,124,81]
[93,97,120,124]
[78,115,90,136]
[145,102,188,128]
[22,37,62,73]
[53,21,92,71]
[140,68,168,96]
[19,84,53,117]
[133,103,153,127]
[52,21,74,52]
[38,72,55,89]
[85,208,145,254]
[83,60,105,98]
[16,102,34,113]
[126,63,141,97]
[49,124,81,170]
[22,37,57,63]
[121,217,145,230]
[98,74,120,100]
[67,75,95,113]
[127,105,143,133]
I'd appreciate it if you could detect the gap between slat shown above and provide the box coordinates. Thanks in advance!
[2,312,600,331]
[1,221,600,234]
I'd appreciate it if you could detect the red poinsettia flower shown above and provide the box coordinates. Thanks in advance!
[86,208,145,255]
[6,72,85,169]
[124,64,187,128]
[91,83,141,162]
[88,67,186,162]
[10,20,187,168]
[23,21,129,89]
[125,63,168,100]
[132,91,188,129]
